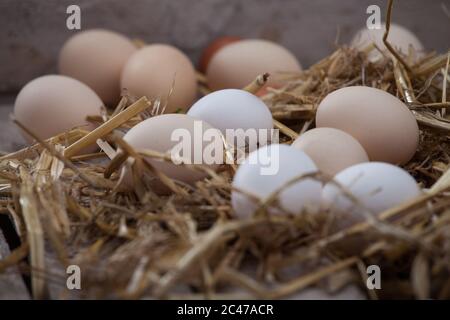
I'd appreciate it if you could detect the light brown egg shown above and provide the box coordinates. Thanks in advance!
[59,29,136,106]
[121,114,220,194]
[206,39,301,91]
[292,128,369,177]
[315,86,419,164]
[14,75,103,142]
[120,45,197,113]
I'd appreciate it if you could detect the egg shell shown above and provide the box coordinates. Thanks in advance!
[59,29,137,106]
[121,44,197,113]
[14,75,102,142]
[199,36,241,73]
[187,89,273,136]
[315,86,419,164]
[351,23,424,61]
[231,144,321,219]
[322,162,421,225]
[121,114,220,194]
[206,39,302,91]
[292,128,369,176]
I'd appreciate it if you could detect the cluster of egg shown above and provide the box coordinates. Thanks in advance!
[232,85,421,226]
[231,23,425,227]
[14,29,301,141]
[13,23,424,228]
[15,29,197,140]
[12,28,301,190]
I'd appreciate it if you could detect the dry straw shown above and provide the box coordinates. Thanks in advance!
[0,1,450,299]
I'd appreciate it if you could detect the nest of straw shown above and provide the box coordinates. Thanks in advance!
[1,28,450,299]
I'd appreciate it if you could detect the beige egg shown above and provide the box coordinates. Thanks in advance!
[292,128,369,176]
[121,45,197,113]
[121,114,220,193]
[315,86,419,165]
[206,39,302,91]
[351,23,424,61]
[59,29,136,106]
[14,75,102,142]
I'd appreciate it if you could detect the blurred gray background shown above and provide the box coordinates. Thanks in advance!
[0,0,449,93]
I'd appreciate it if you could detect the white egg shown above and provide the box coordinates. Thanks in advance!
[351,23,424,62]
[187,89,273,136]
[231,144,321,219]
[322,162,421,224]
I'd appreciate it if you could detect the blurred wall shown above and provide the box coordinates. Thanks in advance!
[0,0,449,93]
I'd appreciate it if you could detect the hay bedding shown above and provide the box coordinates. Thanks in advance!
[1,7,450,300]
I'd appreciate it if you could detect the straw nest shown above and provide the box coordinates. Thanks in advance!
[1,24,450,300]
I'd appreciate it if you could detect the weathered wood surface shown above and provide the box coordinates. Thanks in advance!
[0,228,30,299]
[0,100,29,299]
[0,104,27,299]
[0,99,27,154]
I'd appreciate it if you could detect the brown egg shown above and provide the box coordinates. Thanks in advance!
[120,45,197,113]
[292,128,369,176]
[206,39,302,91]
[199,36,241,73]
[121,114,220,194]
[316,86,419,164]
[59,29,136,106]
[14,75,102,142]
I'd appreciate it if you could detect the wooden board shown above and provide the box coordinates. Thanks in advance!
[0,228,30,299]
[0,101,27,154]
